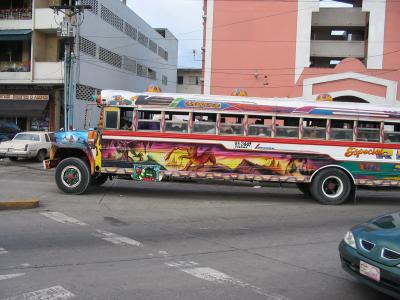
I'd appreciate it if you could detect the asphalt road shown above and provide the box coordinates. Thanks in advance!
[0,158,399,300]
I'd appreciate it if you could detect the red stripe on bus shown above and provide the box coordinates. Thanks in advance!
[102,130,400,149]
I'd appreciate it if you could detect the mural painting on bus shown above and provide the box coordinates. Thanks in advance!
[101,139,335,179]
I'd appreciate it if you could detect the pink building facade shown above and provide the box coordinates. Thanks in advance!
[202,0,400,104]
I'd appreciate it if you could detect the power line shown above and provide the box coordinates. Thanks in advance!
[76,56,399,89]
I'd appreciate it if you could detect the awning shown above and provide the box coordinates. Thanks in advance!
[0,98,49,117]
[0,29,32,41]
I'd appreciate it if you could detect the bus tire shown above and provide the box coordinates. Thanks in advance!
[55,157,91,194]
[310,168,352,205]
[296,183,311,196]
[91,173,108,186]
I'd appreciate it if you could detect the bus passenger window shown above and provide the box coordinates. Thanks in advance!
[192,113,216,134]
[303,118,326,140]
[137,111,161,131]
[330,120,353,141]
[105,110,119,129]
[120,108,133,130]
[357,121,380,142]
[248,116,272,137]
[165,112,189,133]
[220,114,243,136]
[384,122,400,143]
[275,117,299,138]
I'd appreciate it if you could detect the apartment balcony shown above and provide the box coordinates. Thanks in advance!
[0,61,31,82]
[34,8,63,31]
[312,8,367,27]
[310,40,365,58]
[33,61,63,83]
[0,9,32,29]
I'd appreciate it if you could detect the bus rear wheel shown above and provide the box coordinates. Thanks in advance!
[310,168,352,205]
[55,157,90,194]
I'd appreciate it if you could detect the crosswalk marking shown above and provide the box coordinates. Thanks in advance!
[40,212,87,226]
[1,285,75,300]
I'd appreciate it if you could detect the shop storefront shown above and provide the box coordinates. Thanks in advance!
[0,93,50,131]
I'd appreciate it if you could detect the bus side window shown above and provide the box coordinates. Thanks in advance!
[104,110,119,129]
[330,120,353,141]
[120,108,133,130]
[165,112,189,133]
[220,114,243,136]
[275,117,299,138]
[248,116,272,137]
[303,118,326,140]
[357,121,380,142]
[137,111,161,131]
[192,113,216,134]
[384,122,400,143]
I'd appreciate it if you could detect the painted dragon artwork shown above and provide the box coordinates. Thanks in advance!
[101,139,335,182]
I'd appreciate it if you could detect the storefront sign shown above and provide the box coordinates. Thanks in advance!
[0,94,49,101]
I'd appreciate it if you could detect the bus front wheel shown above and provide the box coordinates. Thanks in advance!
[310,168,352,205]
[55,157,91,194]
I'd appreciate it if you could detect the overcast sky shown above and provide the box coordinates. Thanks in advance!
[127,0,203,68]
[126,0,349,68]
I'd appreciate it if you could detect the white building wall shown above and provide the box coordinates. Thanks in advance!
[72,0,178,129]
[177,69,202,94]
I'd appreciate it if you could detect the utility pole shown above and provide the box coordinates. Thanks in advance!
[50,0,90,130]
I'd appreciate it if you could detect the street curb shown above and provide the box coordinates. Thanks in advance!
[0,198,39,210]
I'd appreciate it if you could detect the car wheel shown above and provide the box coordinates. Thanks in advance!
[296,182,311,196]
[310,168,352,205]
[36,149,46,162]
[55,157,91,194]
[91,173,108,186]
[9,157,18,161]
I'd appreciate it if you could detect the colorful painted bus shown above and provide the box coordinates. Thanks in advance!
[44,90,400,205]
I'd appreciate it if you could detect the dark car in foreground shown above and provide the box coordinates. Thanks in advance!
[0,122,21,142]
[339,212,400,299]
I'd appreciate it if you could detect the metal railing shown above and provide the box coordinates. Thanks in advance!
[0,8,32,20]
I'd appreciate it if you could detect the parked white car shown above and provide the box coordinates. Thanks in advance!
[0,132,53,162]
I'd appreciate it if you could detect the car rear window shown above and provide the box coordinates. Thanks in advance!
[13,133,40,141]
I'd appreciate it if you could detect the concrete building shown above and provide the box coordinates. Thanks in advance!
[0,0,178,131]
[177,68,202,94]
[202,0,400,104]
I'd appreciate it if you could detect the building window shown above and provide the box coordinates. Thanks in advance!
[138,31,149,47]
[158,46,168,61]
[101,5,123,32]
[122,56,136,73]
[79,36,96,57]
[188,76,199,85]
[124,22,137,40]
[149,39,158,54]
[177,75,184,85]
[162,75,168,85]
[148,68,156,80]
[76,84,96,101]
[81,0,98,15]
[137,64,147,77]
[99,47,122,68]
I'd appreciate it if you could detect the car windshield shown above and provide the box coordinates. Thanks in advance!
[13,133,40,141]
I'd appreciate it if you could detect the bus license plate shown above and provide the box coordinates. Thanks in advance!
[360,261,380,282]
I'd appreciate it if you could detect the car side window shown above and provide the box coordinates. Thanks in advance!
[45,134,50,142]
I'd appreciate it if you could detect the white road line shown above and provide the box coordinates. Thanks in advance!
[1,285,75,300]
[166,261,290,300]
[40,212,87,226]
[0,248,8,255]
[93,229,142,247]
[0,273,25,281]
